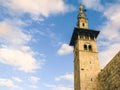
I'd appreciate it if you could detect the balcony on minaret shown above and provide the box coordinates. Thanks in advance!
[70,5,99,46]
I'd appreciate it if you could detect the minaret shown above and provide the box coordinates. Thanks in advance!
[70,4,100,90]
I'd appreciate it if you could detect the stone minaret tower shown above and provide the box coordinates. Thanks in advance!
[70,4,100,90]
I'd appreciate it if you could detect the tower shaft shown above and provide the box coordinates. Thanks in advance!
[74,34,100,90]
[70,4,100,90]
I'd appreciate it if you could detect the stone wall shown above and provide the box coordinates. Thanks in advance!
[98,51,120,90]
[73,37,100,90]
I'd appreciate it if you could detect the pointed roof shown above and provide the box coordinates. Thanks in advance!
[78,4,87,20]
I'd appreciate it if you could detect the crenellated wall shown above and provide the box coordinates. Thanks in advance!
[98,51,120,90]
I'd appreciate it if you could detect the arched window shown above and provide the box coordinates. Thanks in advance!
[88,45,92,51]
[82,23,85,27]
[84,44,87,50]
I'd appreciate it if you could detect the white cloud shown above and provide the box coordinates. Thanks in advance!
[0,78,22,89]
[0,47,39,73]
[55,73,73,82]
[44,84,73,90]
[80,0,103,11]
[12,77,22,82]
[28,76,40,84]
[45,73,73,90]
[0,19,44,73]
[101,4,120,42]
[57,44,73,55]
[29,85,38,89]
[98,3,120,68]
[99,43,120,68]
[50,23,55,27]
[0,19,31,45]
[0,0,75,18]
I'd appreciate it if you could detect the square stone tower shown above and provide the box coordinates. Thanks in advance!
[70,4,100,90]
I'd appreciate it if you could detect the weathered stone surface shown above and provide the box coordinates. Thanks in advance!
[98,51,120,90]
[74,34,100,90]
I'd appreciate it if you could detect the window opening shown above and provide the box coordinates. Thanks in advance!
[84,44,87,50]
[91,78,93,81]
[82,23,85,27]
[89,45,92,51]
[81,68,84,70]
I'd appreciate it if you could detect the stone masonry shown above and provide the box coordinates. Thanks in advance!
[98,51,120,90]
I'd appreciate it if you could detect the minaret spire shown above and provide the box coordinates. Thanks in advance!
[77,4,88,29]
[79,4,84,13]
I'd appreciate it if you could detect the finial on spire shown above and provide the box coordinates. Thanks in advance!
[80,4,83,13]
[79,4,86,13]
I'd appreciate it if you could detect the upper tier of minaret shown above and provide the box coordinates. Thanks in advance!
[77,4,88,29]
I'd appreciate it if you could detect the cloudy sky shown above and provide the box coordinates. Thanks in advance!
[0,0,120,90]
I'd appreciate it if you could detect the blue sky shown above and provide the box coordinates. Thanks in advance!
[0,0,120,90]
